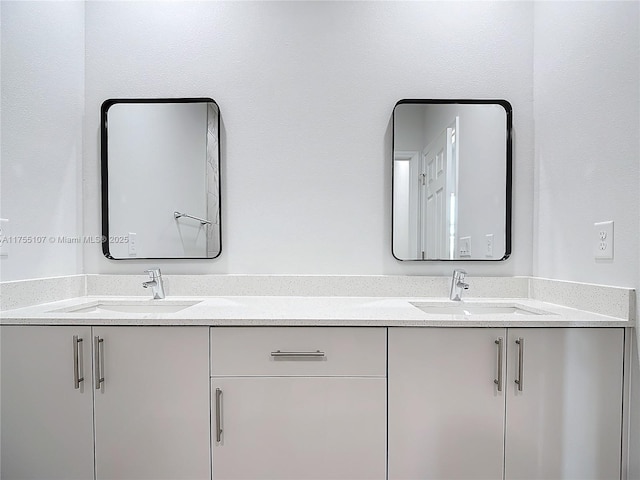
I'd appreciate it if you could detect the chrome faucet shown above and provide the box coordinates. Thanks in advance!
[142,268,165,299]
[449,269,469,301]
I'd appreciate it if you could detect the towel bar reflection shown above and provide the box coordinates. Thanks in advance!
[174,211,212,226]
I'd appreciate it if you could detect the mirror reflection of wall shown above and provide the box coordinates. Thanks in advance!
[102,99,221,260]
[393,100,511,261]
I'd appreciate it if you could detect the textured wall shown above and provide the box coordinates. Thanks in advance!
[83,1,535,276]
[532,1,639,287]
[0,1,85,281]
[531,4,640,474]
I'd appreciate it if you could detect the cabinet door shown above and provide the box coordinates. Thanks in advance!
[0,326,94,480]
[504,328,623,480]
[388,328,507,480]
[93,326,210,480]
[211,377,386,480]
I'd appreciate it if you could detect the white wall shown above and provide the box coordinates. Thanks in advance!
[394,104,425,153]
[6,1,636,281]
[0,1,84,281]
[83,0,535,276]
[532,1,639,287]
[531,3,640,476]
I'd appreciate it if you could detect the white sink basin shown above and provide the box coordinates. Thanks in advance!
[52,301,201,314]
[411,302,551,316]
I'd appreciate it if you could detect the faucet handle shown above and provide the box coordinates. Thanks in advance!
[450,269,469,301]
[453,269,467,280]
[145,268,161,278]
[456,270,470,288]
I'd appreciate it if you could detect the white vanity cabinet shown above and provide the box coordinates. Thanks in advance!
[1,318,627,480]
[388,328,507,480]
[210,327,387,480]
[504,328,623,480]
[388,327,624,480]
[1,326,95,480]
[93,326,210,480]
[0,325,210,480]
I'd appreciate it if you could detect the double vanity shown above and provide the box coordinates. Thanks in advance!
[0,274,634,480]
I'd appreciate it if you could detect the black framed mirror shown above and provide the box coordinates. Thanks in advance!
[392,99,512,261]
[101,98,221,259]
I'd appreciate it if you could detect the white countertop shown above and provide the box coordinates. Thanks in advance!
[0,295,632,327]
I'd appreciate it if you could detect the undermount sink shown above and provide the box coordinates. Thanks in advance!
[410,302,551,316]
[52,301,201,314]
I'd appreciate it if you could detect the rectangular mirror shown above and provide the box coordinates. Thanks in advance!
[392,99,511,261]
[101,98,221,259]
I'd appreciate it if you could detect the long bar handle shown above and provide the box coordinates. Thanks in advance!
[494,337,503,392]
[270,350,325,358]
[174,211,212,226]
[515,337,524,391]
[94,336,104,390]
[215,388,223,443]
[73,336,84,389]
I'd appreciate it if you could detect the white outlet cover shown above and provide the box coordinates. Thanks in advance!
[459,236,471,257]
[485,234,494,258]
[594,221,614,260]
[128,232,137,256]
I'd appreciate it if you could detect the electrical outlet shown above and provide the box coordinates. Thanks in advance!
[459,236,471,257]
[594,221,614,259]
[485,234,494,258]
[128,232,137,256]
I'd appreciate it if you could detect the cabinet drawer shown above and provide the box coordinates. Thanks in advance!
[210,327,386,376]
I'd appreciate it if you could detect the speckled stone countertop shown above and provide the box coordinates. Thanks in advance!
[0,295,633,327]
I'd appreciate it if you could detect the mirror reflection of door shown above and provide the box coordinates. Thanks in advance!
[420,119,458,259]
[419,118,458,260]
[393,118,459,260]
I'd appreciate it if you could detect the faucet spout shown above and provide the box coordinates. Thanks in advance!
[143,269,165,299]
[449,269,469,301]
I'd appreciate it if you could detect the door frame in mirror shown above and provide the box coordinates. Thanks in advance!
[100,97,222,260]
[391,99,512,261]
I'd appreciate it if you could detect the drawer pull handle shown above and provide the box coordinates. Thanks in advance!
[494,337,503,392]
[515,337,524,391]
[73,336,84,389]
[215,388,223,443]
[270,350,325,358]
[94,336,104,390]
